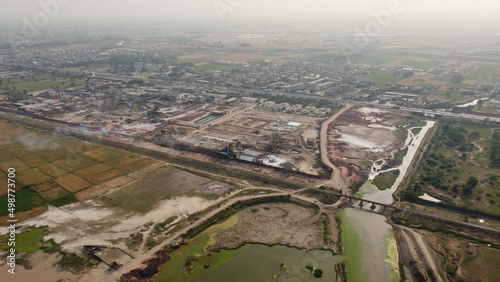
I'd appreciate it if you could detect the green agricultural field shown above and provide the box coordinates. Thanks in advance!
[194,64,244,71]
[0,188,45,216]
[359,57,395,66]
[363,71,403,87]
[402,60,440,70]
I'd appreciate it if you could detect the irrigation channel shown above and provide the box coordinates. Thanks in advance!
[338,121,436,281]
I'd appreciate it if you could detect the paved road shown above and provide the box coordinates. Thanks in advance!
[400,107,500,123]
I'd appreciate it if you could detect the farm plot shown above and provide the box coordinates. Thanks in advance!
[83,146,128,162]
[16,168,52,186]
[55,174,92,193]
[73,163,113,179]
[0,120,163,220]
[0,158,30,172]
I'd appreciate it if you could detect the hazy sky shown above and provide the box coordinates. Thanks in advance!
[3,0,500,26]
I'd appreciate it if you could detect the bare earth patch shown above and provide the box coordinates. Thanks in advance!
[212,202,336,252]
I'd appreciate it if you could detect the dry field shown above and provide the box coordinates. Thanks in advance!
[105,166,233,213]
[212,202,337,252]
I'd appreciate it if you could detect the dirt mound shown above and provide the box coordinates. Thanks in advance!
[121,250,169,281]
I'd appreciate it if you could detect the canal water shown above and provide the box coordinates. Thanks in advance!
[338,120,436,282]
[195,245,341,282]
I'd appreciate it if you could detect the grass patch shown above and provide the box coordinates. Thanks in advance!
[394,148,408,166]
[106,166,228,213]
[0,227,50,254]
[373,170,400,190]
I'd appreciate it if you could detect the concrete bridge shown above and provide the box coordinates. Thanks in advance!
[340,194,402,212]
[340,195,500,236]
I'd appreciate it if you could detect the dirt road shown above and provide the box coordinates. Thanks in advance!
[394,225,442,282]
[319,105,353,193]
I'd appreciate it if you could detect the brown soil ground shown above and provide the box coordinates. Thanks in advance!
[211,202,338,253]
[324,106,405,187]
[394,226,500,282]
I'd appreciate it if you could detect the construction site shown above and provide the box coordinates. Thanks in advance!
[150,102,328,177]
[322,106,412,187]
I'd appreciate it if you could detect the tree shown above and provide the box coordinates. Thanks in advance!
[451,75,464,84]
[466,177,478,190]
[461,153,467,161]
[23,89,27,95]
[478,99,484,109]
